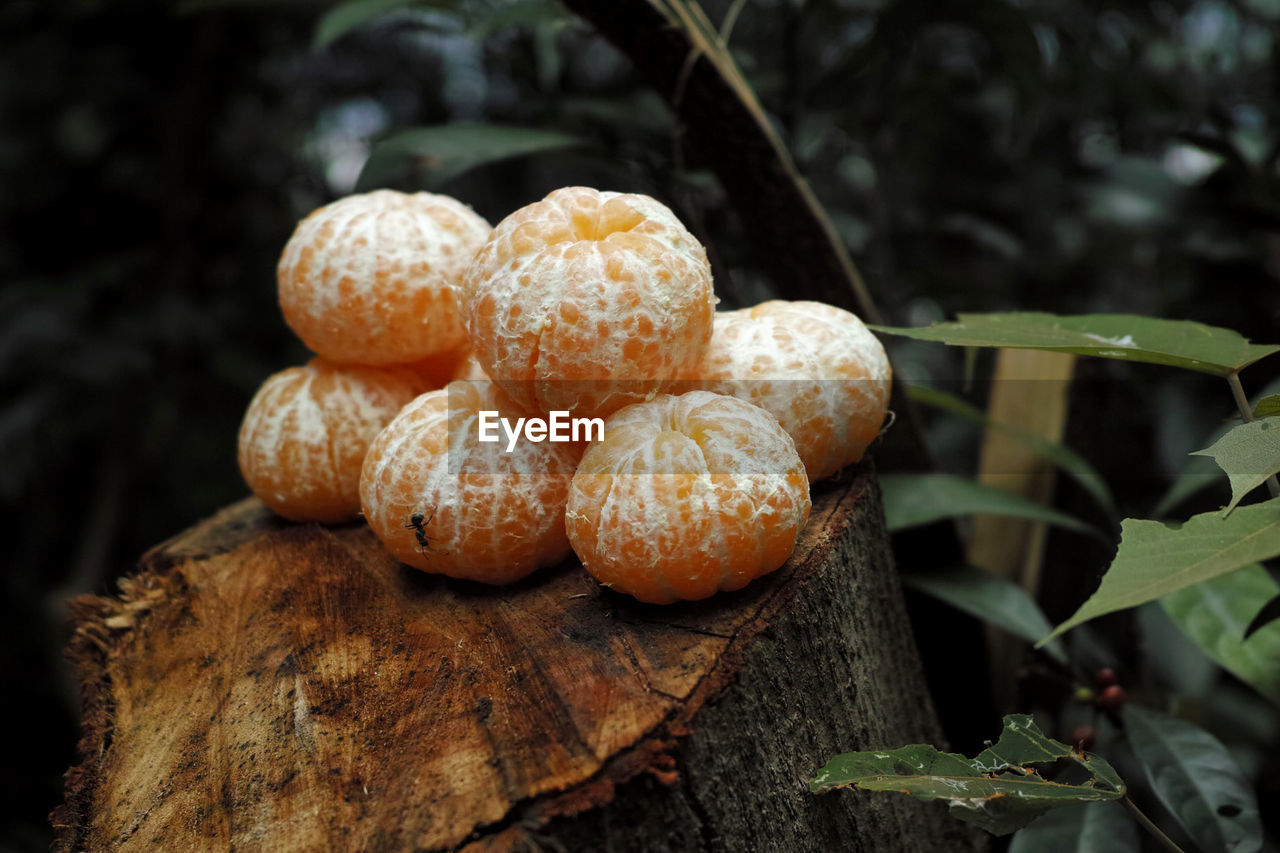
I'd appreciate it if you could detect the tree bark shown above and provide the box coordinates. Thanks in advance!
[54,464,979,852]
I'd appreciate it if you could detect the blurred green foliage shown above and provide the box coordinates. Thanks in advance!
[4,0,1279,847]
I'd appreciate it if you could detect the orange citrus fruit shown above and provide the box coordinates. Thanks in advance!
[459,186,715,419]
[360,381,580,584]
[237,358,424,523]
[566,391,810,604]
[277,189,491,365]
[691,300,891,482]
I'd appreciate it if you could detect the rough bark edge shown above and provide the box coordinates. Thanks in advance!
[50,499,268,850]
[52,571,188,850]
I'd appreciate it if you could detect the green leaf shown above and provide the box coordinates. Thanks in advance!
[902,566,1067,664]
[1244,592,1280,639]
[1042,498,1280,643]
[1138,603,1219,698]
[1161,566,1280,704]
[356,123,587,191]
[1155,379,1280,517]
[1252,394,1280,419]
[872,313,1279,376]
[559,92,673,135]
[880,473,1106,541]
[467,0,568,35]
[811,714,1125,836]
[313,0,443,49]
[1192,419,1280,514]
[906,384,1116,519]
[1123,706,1262,853]
[1008,802,1139,853]
[1151,455,1225,519]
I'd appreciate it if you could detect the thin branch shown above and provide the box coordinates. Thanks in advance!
[1227,370,1280,498]
[719,0,748,44]
[1121,795,1188,853]
[640,0,884,323]
[670,41,702,112]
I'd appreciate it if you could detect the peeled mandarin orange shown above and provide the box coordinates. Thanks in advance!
[360,381,580,584]
[237,358,424,523]
[566,391,810,605]
[278,189,491,365]
[460,186,715,419]
[691,300,891,482]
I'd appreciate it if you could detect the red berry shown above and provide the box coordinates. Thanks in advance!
[1070,725,1096,751]
[1097,685,1126,712]
[1095,667,1118,688]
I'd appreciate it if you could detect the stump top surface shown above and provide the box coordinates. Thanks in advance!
[58,470,875,852]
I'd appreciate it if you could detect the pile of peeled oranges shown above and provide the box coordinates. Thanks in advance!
[238,186,891,604]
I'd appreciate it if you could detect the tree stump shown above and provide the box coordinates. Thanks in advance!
[55,464,979,852]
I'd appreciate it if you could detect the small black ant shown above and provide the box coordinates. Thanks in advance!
[405,510,439,555]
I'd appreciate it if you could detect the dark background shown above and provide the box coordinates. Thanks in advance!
[4,0,1279,847]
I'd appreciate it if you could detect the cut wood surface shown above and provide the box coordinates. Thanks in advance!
[56,465,981,852]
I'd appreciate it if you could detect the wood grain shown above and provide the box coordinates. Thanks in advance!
[55,465,981,852]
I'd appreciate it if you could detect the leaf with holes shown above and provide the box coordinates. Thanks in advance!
[1042,498,1280,643]
[1161,566,1280,704]
[1192,419,1280,514]
[873,313,1279,376]
[1124,706,1262,853]
[811,715,1125,836]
